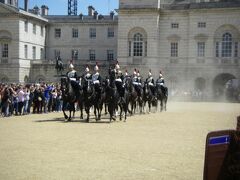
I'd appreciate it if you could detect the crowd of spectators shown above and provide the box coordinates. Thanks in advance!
[0,82,63,117]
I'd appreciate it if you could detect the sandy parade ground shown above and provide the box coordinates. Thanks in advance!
[0,102,239,180]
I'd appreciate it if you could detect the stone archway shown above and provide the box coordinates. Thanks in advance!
[213,73,236,98]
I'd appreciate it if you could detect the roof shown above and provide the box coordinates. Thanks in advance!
[0,3,48,23]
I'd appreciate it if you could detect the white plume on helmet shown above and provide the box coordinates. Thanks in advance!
[148,69,152,77]
[115,61,120,70]
[85,65,89,72]
[133,69,137,75]
[69,63,74,69]
[94,62,99,71]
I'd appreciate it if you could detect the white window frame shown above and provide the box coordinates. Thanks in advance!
[107,27,114,38]
[197,42,205,57]
[89,28,96,39]
[72,28,78,38]
[133,33,143,57]
[107,50,114,61]
[171,23,179,29]
[171,42,178,57]
[24,21,28,32]
[221,32,232,57]
[55,28,61,38]
[198,22,206,28]
[89,50,95,61]
[2,43,8,58]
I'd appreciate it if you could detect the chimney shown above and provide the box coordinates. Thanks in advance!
[24,0,28,11]
[79,13,83,20]
[110,11,115,20]
[88,5,95,16]
[93,11,98,20]
[33,6,40,15]
[41,5,49,16]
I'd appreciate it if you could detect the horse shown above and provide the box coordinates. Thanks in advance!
[143,81,157,113]
[82,78,95,122]
[60,76,81,121]
[156,84,168,112]
[55,57,64,75]
[115,77,130,121]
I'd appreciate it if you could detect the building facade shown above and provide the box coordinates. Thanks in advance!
[0,0,240,98]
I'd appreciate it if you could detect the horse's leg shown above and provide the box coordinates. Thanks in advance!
[80,103,83,119]
[62,101,68,120]
[160,99,163,112]
[85,106,90,122]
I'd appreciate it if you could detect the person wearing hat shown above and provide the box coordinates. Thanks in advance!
[67,62,78,81]
[83,65,92,82]
[156,71,168,96]
[146,69,156,96]
[92,62,102,98]
[132,69,142,97]
[66,62,80,97]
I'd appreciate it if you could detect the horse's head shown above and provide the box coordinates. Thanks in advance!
[61,77,70,90]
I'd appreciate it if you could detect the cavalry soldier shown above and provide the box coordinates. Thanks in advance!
[146,69,156,96]
[123,70,131,87]
[132,69,142,97]
[114,62,125,97]
[66,62,80,97]
[83,65,92,81]
[156,71,168,96]
[92,62,102,98]
[67,62,78,81]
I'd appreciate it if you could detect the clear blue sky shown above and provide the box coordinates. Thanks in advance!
[18,0,119,15]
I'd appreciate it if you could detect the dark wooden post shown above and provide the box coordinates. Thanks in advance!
[237,116,240,131]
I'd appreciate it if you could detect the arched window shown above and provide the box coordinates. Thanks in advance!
[221,33,232,57]
[133,33,143,57]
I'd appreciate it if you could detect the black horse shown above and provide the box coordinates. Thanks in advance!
[82,78,96,122]
[55,56,64,75]
[143,81,157,113]
[156,84,168,112]
[61,76,82,121]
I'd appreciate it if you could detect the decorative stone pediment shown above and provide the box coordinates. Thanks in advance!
[167,34,181,41]
[0,30,12,41]
[194,34,208,41]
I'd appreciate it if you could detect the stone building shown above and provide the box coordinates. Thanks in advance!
[0,0,240,99]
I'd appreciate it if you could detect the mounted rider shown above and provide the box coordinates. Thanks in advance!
[132,69,142,97]
[66,62,80,97]
[156,71,168,96]
[114,61,124,97]
[92,62,102,98]
[146,69,156,96]
[83,65,92,82]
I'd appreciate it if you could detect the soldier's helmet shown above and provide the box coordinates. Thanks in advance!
[115,61,120,70]
[125,70,128,76]
[148,69,152,77]
[94,62,99,72]
[85,65,90,73]
[137,70,140,77]
[69,63,74,70]
[133,69,137,76]
[159,71,163,78]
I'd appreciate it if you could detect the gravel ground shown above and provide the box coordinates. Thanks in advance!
[0,102,239,180]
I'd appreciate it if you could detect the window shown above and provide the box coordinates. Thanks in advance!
[198,22,206,28]
[197,42,205,57]
[215,42,219,57]
[107,27,114,38]
[89,50,95,60]
[222,33,232,57]
[133,33,143,57]
[107,50,114,61]
[32,46,36,59]
[89,28,96,39]
[54,50,60,58]
[128,41,131,57]
[24,45,28,59]
[171,42,178,57]
[72,50,78,60]
[55,28,61,38]
[33,24,36,34]
[24,21,28,32]
[72,28,78,38]
[2,44,8,58]
[234,42,238,57]
[171,23,179,29]
[40,48,44,59]
[41,26,43,36]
